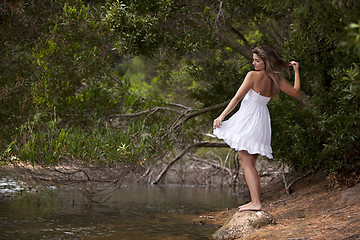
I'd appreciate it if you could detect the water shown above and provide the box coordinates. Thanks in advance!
[0,173,246,240]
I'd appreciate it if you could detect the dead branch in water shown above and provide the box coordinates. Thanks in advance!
[9,160,132,203]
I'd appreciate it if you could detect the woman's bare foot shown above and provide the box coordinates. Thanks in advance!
[237,202,262,212]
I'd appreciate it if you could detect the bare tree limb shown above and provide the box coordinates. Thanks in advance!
[152,145,192,184]
[136,167,151,182]
[151,141,230,184]
[209,0,252,59]
[104,106,183,119]
[216,32,252,60]
[225,21,250,47]
[282,161,312,195]
[192,141,229,148]
[169,100,230,133]
[189,154,233,175]
[167,102,191,110]
[214,0,224,27]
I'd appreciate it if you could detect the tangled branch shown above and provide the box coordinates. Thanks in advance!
[151,141,229,184]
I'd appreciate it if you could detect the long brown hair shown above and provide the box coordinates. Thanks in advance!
[251,46,289,96]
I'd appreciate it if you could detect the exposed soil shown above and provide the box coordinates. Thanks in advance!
[194,173,360,240]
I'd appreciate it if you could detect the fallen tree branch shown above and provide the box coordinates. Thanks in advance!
[286,170,312,193]
[152,145,192,184]
[151,141,230,184]
[53,166,92,181]
[135,167,151,182]
[189,154,233,175]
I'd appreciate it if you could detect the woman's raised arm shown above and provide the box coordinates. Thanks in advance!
[279,61,300,97]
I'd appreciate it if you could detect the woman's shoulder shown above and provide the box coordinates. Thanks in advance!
[247,70,266,79]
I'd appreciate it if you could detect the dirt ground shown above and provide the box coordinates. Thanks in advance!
[194,173,360,240]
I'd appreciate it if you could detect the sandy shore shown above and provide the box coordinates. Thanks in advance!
[193,173,360,239]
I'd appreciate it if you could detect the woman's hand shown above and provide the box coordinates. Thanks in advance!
[289,61,299,71]
[213,116,224,129]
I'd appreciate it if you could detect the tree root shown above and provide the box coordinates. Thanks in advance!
[281,162,312,194]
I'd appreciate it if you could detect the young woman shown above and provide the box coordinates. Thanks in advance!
[213,45,300,212]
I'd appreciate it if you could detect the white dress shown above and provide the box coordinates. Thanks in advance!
[213,88,273,159]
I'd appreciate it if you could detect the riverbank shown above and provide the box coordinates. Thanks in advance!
[193,173,360,239]
[0,156,281,187]
[2,161,359,239]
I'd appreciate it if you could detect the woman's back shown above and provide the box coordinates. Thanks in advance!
[251,71,273,98]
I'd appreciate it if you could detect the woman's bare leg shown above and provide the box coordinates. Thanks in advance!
[237,150,262,211]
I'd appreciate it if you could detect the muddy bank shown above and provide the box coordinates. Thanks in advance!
[1,157,281,187]
[164,157,280,187]
[193,173,360,239]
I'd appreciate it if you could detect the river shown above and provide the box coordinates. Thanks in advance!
[0,171,246,239]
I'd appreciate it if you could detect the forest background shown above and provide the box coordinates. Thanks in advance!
[1,0,360,185]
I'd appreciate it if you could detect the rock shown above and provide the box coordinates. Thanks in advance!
[339,183,360,205]
[212,210,276,240]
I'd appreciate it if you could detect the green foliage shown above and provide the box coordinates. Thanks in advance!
[2,0,360,177]
[187,51,251,110]
[341,21,360,56]
[270,95,322,170]
[31,2,118,117]
[104,0,217,56]
[0,0,65,147]
[105,0,163,55]
[318,63,360,171]
[6,106,177,165]
[12,110,66,165]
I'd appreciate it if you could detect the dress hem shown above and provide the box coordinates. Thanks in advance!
[212,88,273,159]
[214,135,273,159]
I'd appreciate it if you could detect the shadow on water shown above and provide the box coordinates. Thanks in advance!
[0,172,247,240]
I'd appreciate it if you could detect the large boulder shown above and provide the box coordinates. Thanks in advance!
[339,183,360,205]
[213,210,276,239]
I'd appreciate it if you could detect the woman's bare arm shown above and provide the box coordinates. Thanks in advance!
[279,61,300,97]
[213,71,254,129]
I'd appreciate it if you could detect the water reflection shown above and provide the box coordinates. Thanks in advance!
[0,174,246,240]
